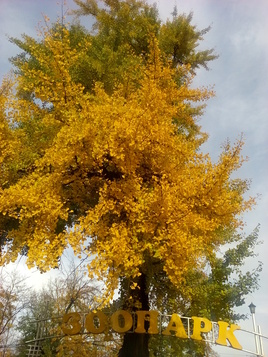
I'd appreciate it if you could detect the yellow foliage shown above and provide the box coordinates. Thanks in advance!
[0,26,254,304]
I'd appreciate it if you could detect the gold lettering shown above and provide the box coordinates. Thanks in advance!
[85,311,107,334]
[135,310,159,334]
[191,316,212,341]
[111,310,133,333]
[162,314,188,338]
[61,312,81,335]
[60,310,243,351]
[216,321,242,350]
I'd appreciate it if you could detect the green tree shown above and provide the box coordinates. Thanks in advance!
[15,262,103,357]
[159,8,217,71]
[0,269,28,357]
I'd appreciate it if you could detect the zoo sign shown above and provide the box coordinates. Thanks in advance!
[61,310,242,350]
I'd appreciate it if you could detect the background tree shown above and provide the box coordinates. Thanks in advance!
[146,227,262,356]
[0,1,261,356]
[15,261,109,357]
[0,269,29,357]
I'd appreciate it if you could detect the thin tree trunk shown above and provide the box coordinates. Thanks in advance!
[118,272,150,357]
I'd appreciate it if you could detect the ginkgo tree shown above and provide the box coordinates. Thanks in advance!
[0,1,260,356]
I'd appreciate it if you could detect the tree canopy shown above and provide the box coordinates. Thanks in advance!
[0,25,253,298]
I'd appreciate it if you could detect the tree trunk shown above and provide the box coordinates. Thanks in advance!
[118,272,150,357]
[118,332,150,357]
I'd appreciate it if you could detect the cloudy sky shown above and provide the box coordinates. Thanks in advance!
[0,0,267,355]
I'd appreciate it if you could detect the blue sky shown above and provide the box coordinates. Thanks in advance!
[0,0,267,355]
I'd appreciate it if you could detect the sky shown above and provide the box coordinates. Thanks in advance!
[0,0,268,356]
